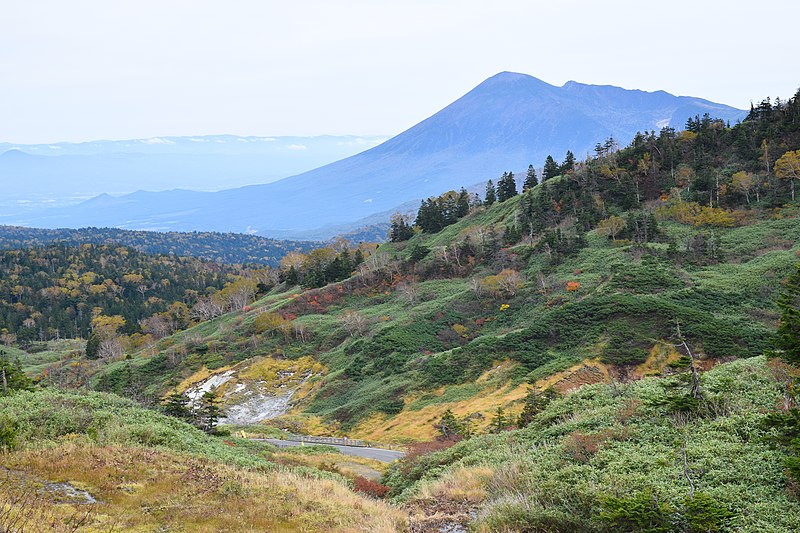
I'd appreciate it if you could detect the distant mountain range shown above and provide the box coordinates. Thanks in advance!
[7,72,746,239]
[0,135,388,208]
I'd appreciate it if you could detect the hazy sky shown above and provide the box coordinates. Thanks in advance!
[3,0,798,143]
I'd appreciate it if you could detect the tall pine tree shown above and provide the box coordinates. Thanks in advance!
[524,164,538,191]
[561,150,575,174]
[485,179,497,206]
[497,171,518,202]
[543,155,559,181]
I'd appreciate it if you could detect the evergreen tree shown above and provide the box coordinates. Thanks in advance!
[85,333,102,359]
[0,350,33,396]
[284,265,299,286]
[777,262,800,363]
[456,188,471,218]
[163,391,192,421]
[488,407,509,433]
[523,164,538,191]
[543,155,559,181]
[561,150,575,174]
[485,179,497,206]
[435,409,470,440]
[517,387,559,428]
[353,248,365,266]
[497,171,518,202]
[389,213,414,242]
[197,390,222,434]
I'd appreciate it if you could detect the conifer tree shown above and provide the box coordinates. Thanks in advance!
[456,188,471,218]
[389,213,414,242]
[485,179,497,206]
[777,262,800,363]
[497,171,518,202]
[543,155,559,181]
[489,407,509,433]
[517,387,559,428]
[0,351,33,396]
[524,164,538,191]
[197,390,222,434]
[163,391,192,421]
[561,150,575,174]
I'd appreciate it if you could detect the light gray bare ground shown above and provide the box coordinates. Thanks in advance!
[256,439,405,463]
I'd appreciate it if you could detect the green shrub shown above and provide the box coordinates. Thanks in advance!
[599,490,675,533]
[681,493,734,532]
[0,415,17,450]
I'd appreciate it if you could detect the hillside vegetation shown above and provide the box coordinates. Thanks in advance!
[2,90,800,531]
[0,389,406,531]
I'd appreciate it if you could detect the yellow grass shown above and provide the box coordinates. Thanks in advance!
[174,364,232,394]
[633,343,683,378]
[272,451,388,480]
[534,357,612,392]
[350,358,620,443]
[239,355,323,383]
[351,365,530,443]
[417,466,495,503]
[1,444,407,532]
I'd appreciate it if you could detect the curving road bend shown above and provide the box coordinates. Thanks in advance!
[255,438,405,463]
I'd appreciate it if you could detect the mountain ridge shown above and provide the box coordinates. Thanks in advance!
[11,72,746,238]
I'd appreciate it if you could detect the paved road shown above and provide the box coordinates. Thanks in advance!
[255,438,405,463]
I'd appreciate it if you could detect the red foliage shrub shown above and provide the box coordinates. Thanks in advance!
[399,438,460,476]
[563,429,614,463]
[352,476,391,498]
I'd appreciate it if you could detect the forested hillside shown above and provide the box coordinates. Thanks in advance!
[0,244,239,343]
[0,226,320,266]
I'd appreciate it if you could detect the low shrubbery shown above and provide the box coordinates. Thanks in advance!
[385,357,800,531]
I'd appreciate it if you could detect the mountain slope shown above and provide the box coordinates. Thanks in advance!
[14,72,746,238]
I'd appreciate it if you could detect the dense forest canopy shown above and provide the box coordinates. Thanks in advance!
[0,244,239,343]
[0,226,321,266]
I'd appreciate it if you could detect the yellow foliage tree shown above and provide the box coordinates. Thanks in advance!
[596,216,626,241]
[775,149,800,201]
[91,314,125,339]
[255,312,291,337]
[730,171,755,204]
[481,269,522,298]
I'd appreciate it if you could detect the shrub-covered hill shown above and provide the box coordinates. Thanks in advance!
[88,195,800,439]
[384,356,800,532]
[77,88,800,445]
[0,388,407,531]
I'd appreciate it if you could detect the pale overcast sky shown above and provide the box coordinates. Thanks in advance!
[2,0,798,143]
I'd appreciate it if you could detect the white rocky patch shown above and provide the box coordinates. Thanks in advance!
[184,370,235,402]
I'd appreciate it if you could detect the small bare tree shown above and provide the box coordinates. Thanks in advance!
[396,282,419,305]
[340,310,368,337]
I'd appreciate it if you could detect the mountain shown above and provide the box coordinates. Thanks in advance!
[0,134,388,214]
[12,72,746,238]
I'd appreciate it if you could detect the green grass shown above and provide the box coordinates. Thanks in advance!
[6,339,84,376]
